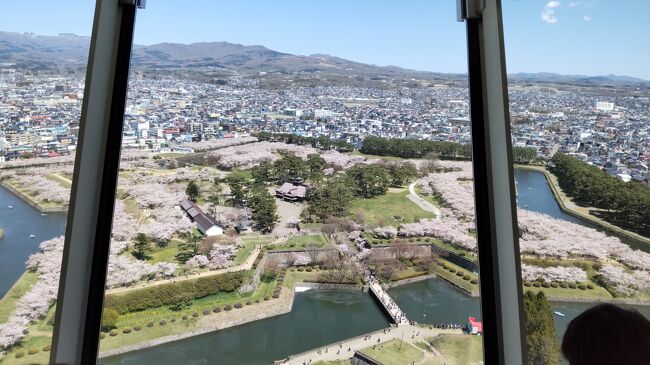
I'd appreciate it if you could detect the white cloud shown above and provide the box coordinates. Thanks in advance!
[541,1,561,24]
[583,15,592,21]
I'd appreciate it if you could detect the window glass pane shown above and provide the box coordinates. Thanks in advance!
[99,1,484,364]
[0,2,95,363]
[503,1,650,364]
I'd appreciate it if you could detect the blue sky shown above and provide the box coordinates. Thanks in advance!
[1,1,648,80]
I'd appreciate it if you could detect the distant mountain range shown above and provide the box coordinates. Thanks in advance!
[1,31,648,86]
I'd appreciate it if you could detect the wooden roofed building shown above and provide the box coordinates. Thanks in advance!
[179,198,224,236]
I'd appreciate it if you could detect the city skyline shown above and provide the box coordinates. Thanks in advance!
[1,0,649,80]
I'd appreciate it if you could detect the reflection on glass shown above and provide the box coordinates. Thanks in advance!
[504,0,650,363]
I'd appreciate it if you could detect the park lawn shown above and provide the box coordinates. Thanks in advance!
[524,283,613,300]
[270,233,331,251]
[0,271,39,323]
[148,239,182,264]
[359,339,424,365]
[350,190,434,228]
[46,173,72,188]
[121,195,151,224]
[390,267,430,282]
[430,260,479,295]
[0,333,53,365]
[313,360,353,365]
[233,238,258,265]
[415,185,444,207]
[112,276,277,330]
[286,233,329,248]
[428,334,483,365]
[98,277,278,352]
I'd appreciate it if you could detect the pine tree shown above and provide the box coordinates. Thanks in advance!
[131,233,152,261]
[524,291,560,365]
[248,186,278,233]
[186,180,200,201]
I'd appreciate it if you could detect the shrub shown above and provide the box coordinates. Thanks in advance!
[542,282,551,288]
[569,283,577,289]
[449,268,456,273]
[264,296,270,301]
[192,312,199,318]
[524,282,532,287]
[159,319,167,325]
[456,271,464,277]
[110,329,118,336]
[234,303,243,309]
[246,301,252,305]
[28,348,39,355]
[43,345,51,352]
[203,309,211,315]
[104,271,245,313]
[255,299,260,303]
[470,279,478,284]
[170,317,177,322]
[213,307,222,313]
[101,308,120,332]
[442,264,449,270]
[224,304,233,311]
[587,284,594,290]
[297,267,305,272]
[463,275,471,280]
[533,282,541,287]
[560,282,568,288]
[122,327,132,334]
[182,315,189,320]
[306,267,312,272]
[578,284,587,290]
[147,322,154,327]
[134,325,142,331]
[272,293,280,298]
[15,351,25,358]
[550,282,559,288]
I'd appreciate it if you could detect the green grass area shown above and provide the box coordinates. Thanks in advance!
[350,190,434,228]
[524,283,613,300]
[269,233,331,251]
[391,267,430,282]
[97,277,277,352]
[430,259,479,295]
[0,334,53,365]
[0,271,38,323]
[359,339,425,365]
[148,239,182,264]
[121,195,151,224]
[313,360,353,365]
[45,173,72,188]
[428,334,483,365]
[233,238,258,265]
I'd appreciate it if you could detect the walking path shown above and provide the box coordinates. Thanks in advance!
[408,182,440,219]
[278,324,463,365]
[106,245,261,294]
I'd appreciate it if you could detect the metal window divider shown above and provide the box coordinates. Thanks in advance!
[50,0,143,364]
[458,0,527,363]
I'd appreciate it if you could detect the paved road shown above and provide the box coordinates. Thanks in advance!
[280,324,463,365]
[408,182,440,220]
